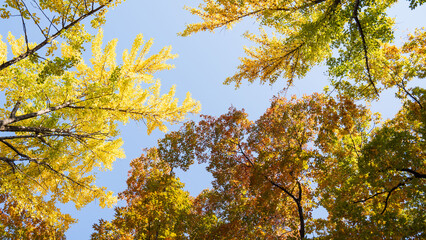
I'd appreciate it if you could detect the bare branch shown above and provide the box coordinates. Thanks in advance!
[14,0,30,51]
[30,0,60,33]
[20,0,48,38]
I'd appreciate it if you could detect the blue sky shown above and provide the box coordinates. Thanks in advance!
[1,0,425,238]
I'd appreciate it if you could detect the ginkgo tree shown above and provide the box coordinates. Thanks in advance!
[0,0,199,237]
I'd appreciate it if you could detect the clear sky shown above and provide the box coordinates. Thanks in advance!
[1,0,425,238]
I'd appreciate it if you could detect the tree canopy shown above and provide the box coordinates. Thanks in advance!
[0,0,199,237]
[91,150,193,240]
[95,90,424,238]
[0,0,425,238]
[182,0,425,101]
[91,0,425,239]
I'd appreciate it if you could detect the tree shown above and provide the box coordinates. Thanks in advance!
[119,91,421,239]
[91,149,193,240]
[0,0,200,234]
[89,1,425,238]
[181,0,424,100]
[179,1,426,237]
[0,0,120,71]
[155,93,370,239]
[0,193,73,239]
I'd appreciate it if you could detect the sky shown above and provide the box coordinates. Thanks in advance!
[0,0,425,238]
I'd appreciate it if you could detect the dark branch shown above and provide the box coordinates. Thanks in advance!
[296,181,305,239]
[398,168,426,179]
[354,189,387,204]
[352,0,379,97]
[30,0,60,33]
[0,101,74,127]
[15,0,30,51]
[235,141,305,239]
[382,59,423,108]
[0,139,30,159]
[354,178,413,214]
[397,81,423,108]
[0,1,112,72]
[9,101,21,118]
[0,139,90,189]
[381,182,405,214]
[21,0,48,38]
[0,157,17,173]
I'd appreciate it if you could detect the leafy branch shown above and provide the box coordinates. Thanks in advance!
[0,0,113,72]
[235,141,306,239]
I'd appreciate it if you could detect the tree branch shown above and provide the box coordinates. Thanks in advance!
[0,139,91,190]
[354,179,412,214]
[380,182,405,214]
[397,81,423,108]
[0,139,31,159]
[398,168,426,179]
[9,101,21,118]
[0,101,74,127]
[14,0,30,51]
[235,141,305,239]
[0,157,17,173]
[352,0,379,97]
[66,105,160,117]
[0,125,72,134]
[0,1,112,71]
[354,189,388,204]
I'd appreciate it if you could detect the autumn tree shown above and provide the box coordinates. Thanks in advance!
[181,0,425,101]
[102,91,421,239]
[0,193,74,239]
[91,149,193,240]
[313,89,425,239]
[173,0,425,237]
[154,93,372,239]
[0,0,200,235]
[88,0,425,238]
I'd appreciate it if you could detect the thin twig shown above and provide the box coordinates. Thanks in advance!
[14,0,30,51]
